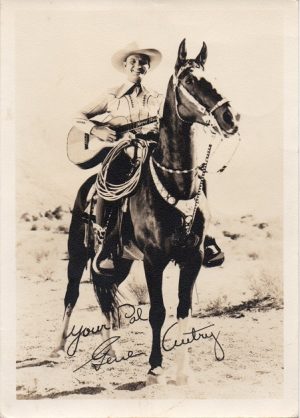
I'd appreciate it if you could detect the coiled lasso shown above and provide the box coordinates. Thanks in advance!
[95,138,151,201]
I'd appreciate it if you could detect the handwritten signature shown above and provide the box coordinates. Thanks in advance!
[162,322,225,361]
[65,303,225,372]
[66,303,148,357]
[73,336,146,373]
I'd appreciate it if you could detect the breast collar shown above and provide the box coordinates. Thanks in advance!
[149,156,203,223]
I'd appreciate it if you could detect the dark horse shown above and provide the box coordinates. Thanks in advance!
[52,40,239,384]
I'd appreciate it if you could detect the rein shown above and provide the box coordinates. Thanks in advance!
[150,65,236,241]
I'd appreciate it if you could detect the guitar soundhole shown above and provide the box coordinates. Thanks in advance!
[84,133,89,149]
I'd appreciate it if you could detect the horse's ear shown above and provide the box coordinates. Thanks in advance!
[175,39,187,71]
[195,42,207,68]
[178,38,187,62]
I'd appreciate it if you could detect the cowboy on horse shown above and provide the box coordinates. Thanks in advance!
[70,42,224,274]
[53,40,239,383]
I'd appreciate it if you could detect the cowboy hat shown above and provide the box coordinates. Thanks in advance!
[111,42,162,72]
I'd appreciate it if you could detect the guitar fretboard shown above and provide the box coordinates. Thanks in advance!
[117,116,157,133]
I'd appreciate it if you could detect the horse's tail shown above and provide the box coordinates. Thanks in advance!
[92,273,119,322]
[91,258,133,323]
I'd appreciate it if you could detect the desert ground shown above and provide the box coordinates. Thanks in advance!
[16,201,283,400]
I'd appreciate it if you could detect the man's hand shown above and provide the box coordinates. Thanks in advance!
[91,126,116,143]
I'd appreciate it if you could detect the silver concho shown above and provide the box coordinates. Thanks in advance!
[168,197,176,205]
[185,215,193,224]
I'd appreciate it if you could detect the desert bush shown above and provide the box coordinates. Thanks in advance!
[249,268,283,307]
[205,295,230,316]
[248,252,259,260]
[35,249,50,263]
[20,212,31,222]
[56,224,69,234]
[127,274,149,305]
[223,231,242,240]
[53,206,64,220]
[44,210,54,220]
[38,265,54,281]
[31,224,38,231]
[253,222,268,229]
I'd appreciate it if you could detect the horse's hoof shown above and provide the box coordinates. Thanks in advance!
[146,367,165,386]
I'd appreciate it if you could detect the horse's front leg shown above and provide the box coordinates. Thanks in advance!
[144,255,168,385]
[175,249,202,385]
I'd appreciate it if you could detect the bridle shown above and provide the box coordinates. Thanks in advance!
[173,63,230,139]
[149,61,240,238]
[151,62,233,175]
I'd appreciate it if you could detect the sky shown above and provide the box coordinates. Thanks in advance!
[13,0,295,218]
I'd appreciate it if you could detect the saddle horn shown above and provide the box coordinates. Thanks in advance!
[195,42,207,68]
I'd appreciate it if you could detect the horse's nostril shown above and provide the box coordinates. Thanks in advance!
[223,110,233,124]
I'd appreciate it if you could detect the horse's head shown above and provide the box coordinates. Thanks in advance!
[173,39,239,137]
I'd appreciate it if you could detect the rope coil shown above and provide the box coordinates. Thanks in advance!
[95,138,149,201]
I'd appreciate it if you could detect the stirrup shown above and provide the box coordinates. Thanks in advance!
[92,224,113,275]
[93,224,107,252]
[92,253,115,276]
[203,237,225,268]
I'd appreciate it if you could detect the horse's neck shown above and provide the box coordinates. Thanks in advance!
[155,83,198,200]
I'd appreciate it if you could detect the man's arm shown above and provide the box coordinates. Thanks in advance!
[73,92,109,134]
[73,92,116,142]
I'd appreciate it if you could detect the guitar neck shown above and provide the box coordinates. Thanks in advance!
[117,116,157,133]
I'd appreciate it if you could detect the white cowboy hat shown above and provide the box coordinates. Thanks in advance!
[111,42,162,72]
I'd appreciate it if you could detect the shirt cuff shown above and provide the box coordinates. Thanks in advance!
[74,118,96,135]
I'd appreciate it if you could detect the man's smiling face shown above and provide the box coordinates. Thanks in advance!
[123,54,150,83]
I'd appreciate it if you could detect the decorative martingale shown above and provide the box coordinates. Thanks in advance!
[149,156,203,224]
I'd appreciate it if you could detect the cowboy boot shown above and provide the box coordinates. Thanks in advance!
[203,235,225,268]
[92,197,115,275]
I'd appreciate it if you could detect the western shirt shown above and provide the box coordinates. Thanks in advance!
[74,81,164,135]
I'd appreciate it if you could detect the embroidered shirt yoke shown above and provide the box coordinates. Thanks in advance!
[74,81,164,135]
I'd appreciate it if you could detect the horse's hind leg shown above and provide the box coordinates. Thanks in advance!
[51,243,87,357]
[50,202,89,357]
[175,250,202,385]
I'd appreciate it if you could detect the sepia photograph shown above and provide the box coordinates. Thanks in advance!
[0,0,298,417]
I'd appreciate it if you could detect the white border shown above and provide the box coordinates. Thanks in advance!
[0,0,298,417]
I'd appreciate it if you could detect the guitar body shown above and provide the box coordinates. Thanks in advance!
[67,114,157,169]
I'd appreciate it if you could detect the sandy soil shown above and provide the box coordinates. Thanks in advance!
[16,208,283,400]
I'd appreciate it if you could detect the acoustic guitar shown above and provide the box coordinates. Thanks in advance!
[67,113,158,169]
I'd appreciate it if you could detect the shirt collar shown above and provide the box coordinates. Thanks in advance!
[116,81,147,99]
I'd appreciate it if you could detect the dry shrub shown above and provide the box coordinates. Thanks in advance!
[127,274,149,305]
[56,224,69,234]
[20,213,31,222]
[248,252,259,260]
[35,249,50,263]
[249,267,283,307]
[38,265,54,281]
[205,295,231,315]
